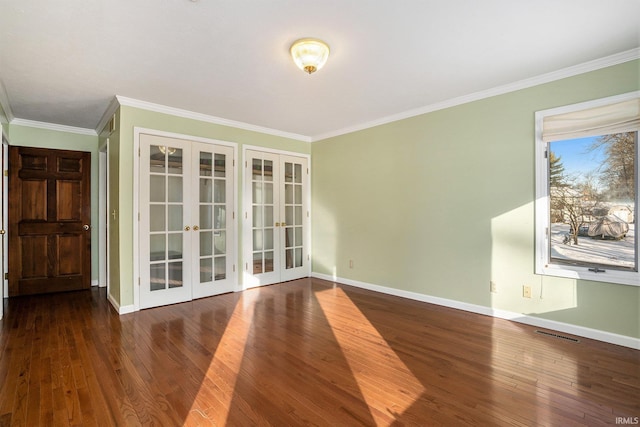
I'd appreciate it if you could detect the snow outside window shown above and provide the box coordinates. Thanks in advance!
[535,92,640,286]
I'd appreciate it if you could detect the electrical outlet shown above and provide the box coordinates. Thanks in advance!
[523,285,532,298]
[349,260,354,269]
[490,281,497,293]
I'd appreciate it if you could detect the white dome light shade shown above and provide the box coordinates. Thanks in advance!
[290,38,330,74]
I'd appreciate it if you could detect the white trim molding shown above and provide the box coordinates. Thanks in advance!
[242,144,312,160]
[117,96,312,143]
[10,118,97,136]
[107,292,136,315]
[311,272,640,350]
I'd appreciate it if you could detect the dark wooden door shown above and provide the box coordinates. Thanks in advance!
[8,146,91,296]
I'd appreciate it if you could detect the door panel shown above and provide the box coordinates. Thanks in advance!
[140,137,191,308]
[191,142,235,299]
[21,180,47,219]
[21,236,47,277]
[244,150,309,287]
[246,152,280,286]
[58,235,83,274]
[8,146,91,296]
[57,180,82,220]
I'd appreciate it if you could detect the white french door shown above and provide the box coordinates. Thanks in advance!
[139,133,235,309]
[243,149,309,288]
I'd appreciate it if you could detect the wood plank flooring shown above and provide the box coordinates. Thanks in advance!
[0,278,638,426]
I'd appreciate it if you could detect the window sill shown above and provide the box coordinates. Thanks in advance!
[536,263,640,286]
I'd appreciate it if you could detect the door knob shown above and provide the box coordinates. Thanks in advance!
[193,225,200,231]
[185,226,191,231]
[83,224,90,231]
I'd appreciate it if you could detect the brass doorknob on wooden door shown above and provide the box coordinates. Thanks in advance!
[83,224,90,231]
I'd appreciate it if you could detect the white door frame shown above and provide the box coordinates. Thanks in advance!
[98,150,107,288]
[1,130,8,318]
[133,127,238,311]
[242,145,311,289]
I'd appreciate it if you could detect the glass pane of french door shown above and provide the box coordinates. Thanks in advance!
[140,135,192,309]
[283,161,304,269]
[150,145,185,290]
[251,156,276,275]
[279,155,308,282]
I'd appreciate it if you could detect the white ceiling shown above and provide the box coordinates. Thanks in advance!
[1,0,639,141]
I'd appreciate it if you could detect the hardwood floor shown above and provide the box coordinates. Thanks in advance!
[0,278,638,426]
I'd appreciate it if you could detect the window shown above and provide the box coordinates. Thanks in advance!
[535,92,640,286]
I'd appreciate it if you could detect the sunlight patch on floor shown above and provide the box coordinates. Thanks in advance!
[186,291,259,425]
[315,287,425,425]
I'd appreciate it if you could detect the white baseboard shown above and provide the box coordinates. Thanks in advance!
[91,279,107,288]
[107,292,136,315]
[311,272,640,350]
[118,304,136,315]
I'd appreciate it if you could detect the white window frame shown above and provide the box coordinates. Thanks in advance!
[535,91,640,286]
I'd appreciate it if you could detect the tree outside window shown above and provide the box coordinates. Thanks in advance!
[548,132,636,270]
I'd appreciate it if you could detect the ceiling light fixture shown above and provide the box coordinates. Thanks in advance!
[290,38,330,74]
[158,146,176,155]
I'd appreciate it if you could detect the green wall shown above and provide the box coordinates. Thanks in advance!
[6,124,100,284]
[113,105,310,307]
[312,60,640,339]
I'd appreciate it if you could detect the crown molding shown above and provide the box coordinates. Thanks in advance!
[10,118,97,136]
[311,48,640,142]
[115,96,312,143]
[0,80,15,124]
